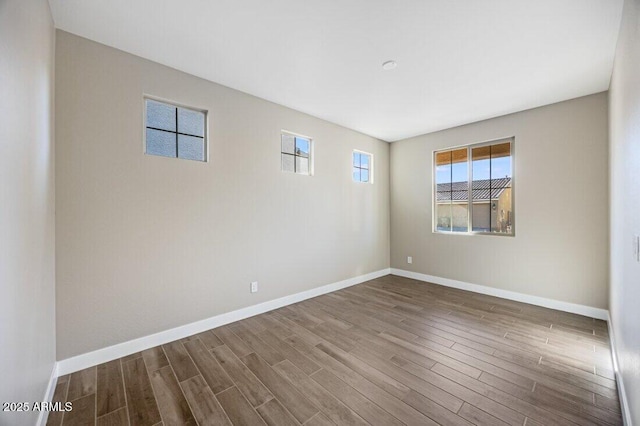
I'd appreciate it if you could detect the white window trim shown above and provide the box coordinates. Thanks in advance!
[432,137,515,237]
[143,94,209,162]
[353,149,374,184]
[281,130,314,176]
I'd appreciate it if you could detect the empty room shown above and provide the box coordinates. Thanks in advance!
[2,0,639,425]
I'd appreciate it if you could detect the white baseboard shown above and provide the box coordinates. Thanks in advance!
[390,268,609,320]
[36,362,59,426]
[57,268,391,375]
[607,312,633,426]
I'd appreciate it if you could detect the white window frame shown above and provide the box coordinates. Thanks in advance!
[281,130,314,176]
[432,137,515,237]
[143,95,209,162]
[352,149,374,184]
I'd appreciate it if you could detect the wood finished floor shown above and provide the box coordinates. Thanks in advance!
[47,275,622,426]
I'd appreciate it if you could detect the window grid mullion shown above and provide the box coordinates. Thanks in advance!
[489,144,492,232]
[468,146,472,232]
[449,150,453,231]
[145,126,203,139]
[175,108,179,159]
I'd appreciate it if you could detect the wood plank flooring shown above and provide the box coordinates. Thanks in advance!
[47,275,622,425]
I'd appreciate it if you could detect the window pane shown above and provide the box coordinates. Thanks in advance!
[295,137,310,157]
[452,204,469,232]
[281,134,295,154]
[435,151,452,185]
[296,156,309,175]
[178,135,205,161]
[491,142,511,181]
[472,146,491,181]
[472,187,491,231]
[436,168,451,192]
[352,167,361,181]
[492,187,513,233]
[471,146,491,232]
[146,100,176,131]
[178,108,205,137]
[360,154,370,170]
[450,148,467,183]
[361,169,369,182]
[492,142,513,234]
[435,202,452,232]
[146,128,176,158]
[281,153,294,172]
[353,152,361,167]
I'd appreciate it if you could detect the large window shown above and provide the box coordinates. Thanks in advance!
[145,98,207,161]
[281,132,312,175]
[434,138,514,235]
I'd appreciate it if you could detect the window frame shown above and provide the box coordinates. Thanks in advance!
[143,95,209,162]
[281,130,314,176]
[352,149,374,184]
[432,137,515,237]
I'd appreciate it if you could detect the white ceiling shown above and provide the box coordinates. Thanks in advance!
[48,0,623,142]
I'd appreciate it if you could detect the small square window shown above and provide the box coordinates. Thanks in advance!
[281,132,312,175]
[353,151,373,183]
[145,98,207,161]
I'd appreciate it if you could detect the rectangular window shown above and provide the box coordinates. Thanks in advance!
[281,132,312,175]
[352,151,373,183]
[434,138,514,235]
[145,98,207,162]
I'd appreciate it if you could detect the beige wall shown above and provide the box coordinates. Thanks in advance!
[609,0,640,422]
[0,0,56,424]
[55,31,390,360]
[390,93,609,309]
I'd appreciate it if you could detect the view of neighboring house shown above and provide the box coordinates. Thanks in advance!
[436,177,513,233]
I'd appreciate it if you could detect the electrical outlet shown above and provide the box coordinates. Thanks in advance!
[250,281,258,293]
[407,256,413,264]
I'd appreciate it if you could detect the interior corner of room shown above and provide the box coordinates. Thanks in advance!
[2,0,639,425]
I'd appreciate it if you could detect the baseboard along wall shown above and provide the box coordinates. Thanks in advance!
[56,268,391,376]
[36,363,59,426]
[46,268,627,424]
[390,268,609,320]
[606,312,633,426]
